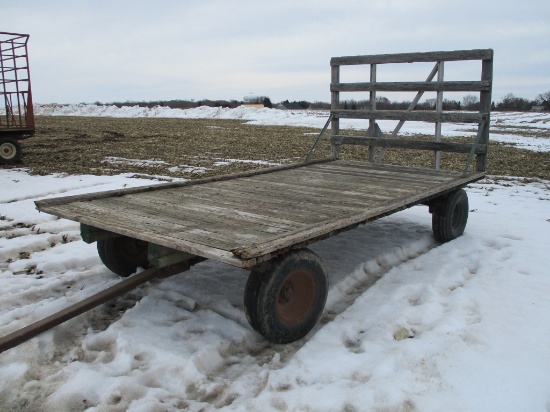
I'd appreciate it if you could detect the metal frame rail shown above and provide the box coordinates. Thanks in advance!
[0,259,205,353]
[0,31,34,136]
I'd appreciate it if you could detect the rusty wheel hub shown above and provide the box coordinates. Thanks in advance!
[0,142,16,160]
[276,270,316,325]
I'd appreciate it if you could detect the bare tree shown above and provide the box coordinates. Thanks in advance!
[462,94,479,110]
[536,91,550,108]
[425,98,437,109]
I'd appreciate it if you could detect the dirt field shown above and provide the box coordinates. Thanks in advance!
[5,115,550,179]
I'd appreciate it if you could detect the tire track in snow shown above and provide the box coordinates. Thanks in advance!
[170,222,439,408]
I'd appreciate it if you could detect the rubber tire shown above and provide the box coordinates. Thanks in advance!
[97,236,149,277]
[0,138,22,164]
[432,189,469,243]
[243,261,266,333]
[244,248,328,344]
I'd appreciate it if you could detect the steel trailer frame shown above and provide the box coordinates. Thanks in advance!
[0,31,34,163]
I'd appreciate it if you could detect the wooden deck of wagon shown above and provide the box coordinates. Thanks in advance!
[36,159,484,269]
[29,48,493,345]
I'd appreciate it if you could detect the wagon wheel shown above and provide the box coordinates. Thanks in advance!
[0,138,22,164]
[431,188,469,243]
[244,248,328,344]
[97,236,149,277]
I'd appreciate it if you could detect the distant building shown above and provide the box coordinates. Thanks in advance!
[243,95,270,108]
[243,95,262,104]
[276,102,304,110]
[532,105,545,112]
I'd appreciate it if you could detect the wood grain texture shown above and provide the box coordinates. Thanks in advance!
[35,157,334,208]
[331,109,486,123]
[331,49,493,66]
[330,81,491,92]
[36,160,484,268]
[330,135,487,154]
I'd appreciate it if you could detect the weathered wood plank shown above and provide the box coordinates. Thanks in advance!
[243,166,428,190]
[35,157,335,209]
[77,197,277,245]
[110,188,302,229]
[68,165,452,230]
[113,174,406,228]
[434,61,445,170]
[140,184,353,223]
[41,203,249,267]
[331,109,486,123]
[330,135,487,154]
[331,49,493,66]
[38,160,485,269]
[233,177,404,207]
[477,55,494,172]
[331,63,340,158]
[231,171,485,260]
[184,181,381,213]
[309,161,463,181]
[99,195,301,236]
[49,201,244,251]
[247,170,431,192]
[368,63,377,162]
[331,81,491,93]
[308,159,459,178]
[244,167,442,195]
[152,188,305,228]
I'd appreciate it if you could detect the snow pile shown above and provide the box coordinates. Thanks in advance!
[33,103,332,128]
[32,103,550,152]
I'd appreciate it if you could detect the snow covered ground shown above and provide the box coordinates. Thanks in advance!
[1,109,550,411]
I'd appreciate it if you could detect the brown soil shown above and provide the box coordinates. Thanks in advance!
[4,116,550,180]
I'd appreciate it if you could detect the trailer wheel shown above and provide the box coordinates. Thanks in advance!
[0,138,22,164]
[97,236,149,277]
[432,189,469,243]
[244,248,328,344]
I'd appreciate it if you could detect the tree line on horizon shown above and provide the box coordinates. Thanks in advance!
[101,90,550,112]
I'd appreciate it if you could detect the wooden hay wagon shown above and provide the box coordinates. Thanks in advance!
[34,49,493,344]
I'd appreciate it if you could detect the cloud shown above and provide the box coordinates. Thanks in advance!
[2,0,549,103]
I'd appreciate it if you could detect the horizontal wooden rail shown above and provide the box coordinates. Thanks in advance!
[332,109,486,123]
[331,81,491,93]
[331,49,493,66]
[330,135,487,154]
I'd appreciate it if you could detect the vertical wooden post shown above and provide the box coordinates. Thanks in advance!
[477,52,493,172]
[368,63,377,162]
[331,64,340,159]
[434,61,444,170]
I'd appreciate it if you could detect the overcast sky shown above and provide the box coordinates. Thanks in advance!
[2,0,549,105]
